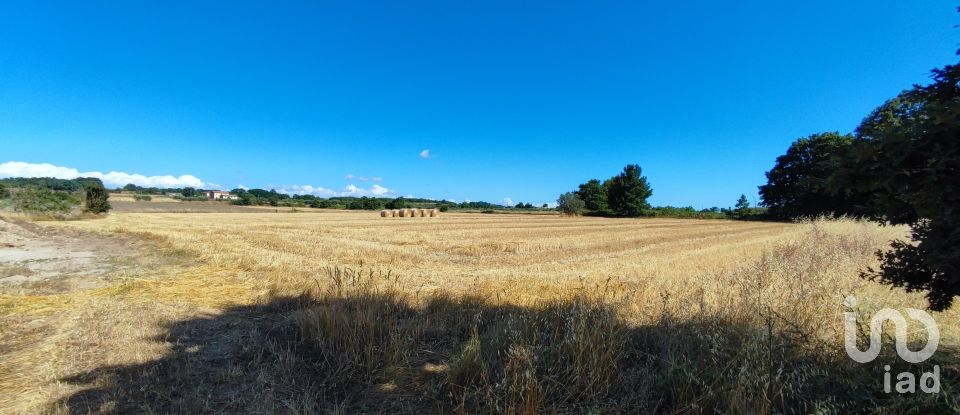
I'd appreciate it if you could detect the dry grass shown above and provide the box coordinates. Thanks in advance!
[0,211,956,413]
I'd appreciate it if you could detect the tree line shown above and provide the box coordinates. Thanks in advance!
[227,188,512,212]
[756,53,959,310]
[0,177,110,215]
[552,51,958,309]
[557,164,653,216]
[557,165,762,219]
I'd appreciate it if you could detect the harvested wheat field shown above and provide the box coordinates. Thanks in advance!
[0,211,956,414]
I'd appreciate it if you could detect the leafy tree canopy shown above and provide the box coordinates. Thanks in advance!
[557,192,585,216]
[606,164,653,217]
[831,60,960,310]
[577,179,608,212]
[759,132,872,219]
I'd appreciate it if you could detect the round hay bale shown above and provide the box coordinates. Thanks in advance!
[430,208,440,217]
[400,208,411,217]
[418,208,428,217]
[410,208,420,217]
[391,209,400,217]
[380,210,390,218]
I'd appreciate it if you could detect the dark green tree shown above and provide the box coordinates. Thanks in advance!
[557,192,585,216]
[735,194,750,216]
[386,197,410,209]
[83,181,111,213]
[831,60,960,310]
[122,183,138,192]
[605,164,652,217]
[759,132,872,219]
[577,179,608,212]
[181,187,199,197]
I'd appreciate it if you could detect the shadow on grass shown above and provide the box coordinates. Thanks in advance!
[49,285,957,414]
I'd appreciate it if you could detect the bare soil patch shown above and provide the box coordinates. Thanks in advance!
[0,217,153,294]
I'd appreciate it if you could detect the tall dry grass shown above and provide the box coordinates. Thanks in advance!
[0,213,955,413]
[284,219,957,413]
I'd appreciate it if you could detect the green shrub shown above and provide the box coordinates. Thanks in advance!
[557,192,585,216]
[12,187,81,214]
[132,194,152,202]
[83,182,111,213]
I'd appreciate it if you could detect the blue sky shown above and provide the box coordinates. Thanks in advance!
[1,1,957,208]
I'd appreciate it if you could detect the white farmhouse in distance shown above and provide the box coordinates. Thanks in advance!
[205,190,239,200]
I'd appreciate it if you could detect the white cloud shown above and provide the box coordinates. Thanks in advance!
[501,197,514,206]
[0,161,208,188]
[370,184,390,196]
[347,174,384,183]
[275,183,394,198]
[419,149,430,159]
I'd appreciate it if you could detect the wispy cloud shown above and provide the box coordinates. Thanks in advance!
[419,149,430,159]
[346,174,384,183]
[501,197,514,206]
[0,161,208,188]
[276,183,392,197]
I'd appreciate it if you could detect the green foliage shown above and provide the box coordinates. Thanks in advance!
[830,60,960,310]
[386,197,410,209]
[132,194,152,202]
[11,187,80,214]
[759,132,871,219]
[174,195,209,202]
[735,195,749,211]
[225,189,495,212]
[0,183,8,199]
[181,187,199,198]
[577,179,608,212]
[557,192,585,216]
[731,194,750,218]
[605,164,652,217]
[119,184,204,195]
[83,181,111,213]
[0,177,110,216]
[346,197,385,210]
[0,177,92,192]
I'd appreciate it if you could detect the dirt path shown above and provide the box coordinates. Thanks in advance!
[0,217,149,294]
[0,217,198,413]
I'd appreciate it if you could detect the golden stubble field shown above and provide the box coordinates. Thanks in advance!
[70,212,806,292]
[1,210,956,414]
